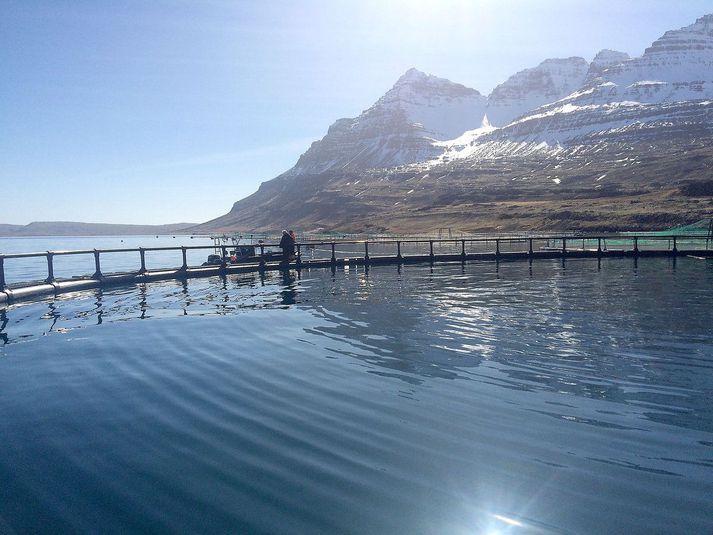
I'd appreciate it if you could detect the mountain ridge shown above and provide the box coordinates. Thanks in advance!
[195,13,713,234]
[286,67,487,175]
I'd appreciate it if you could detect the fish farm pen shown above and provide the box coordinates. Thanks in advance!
[1,234,712,305]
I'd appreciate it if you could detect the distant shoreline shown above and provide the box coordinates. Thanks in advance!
[0,221,200,237]
[0,234,202,239]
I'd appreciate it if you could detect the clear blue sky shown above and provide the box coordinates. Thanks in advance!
[2,0,712,225]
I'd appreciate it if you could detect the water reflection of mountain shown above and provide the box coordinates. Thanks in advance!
[292,260,713,436]
[1,259,712,431]
[297,265,482,384]
[301,259,712,434]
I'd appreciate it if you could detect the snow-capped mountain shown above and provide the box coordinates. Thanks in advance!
[569,14,713,106]
[196,14,713,234]
[285,15,713,178]
[437,14,713,159]
[486,57,590,127]
[288,68,487,175]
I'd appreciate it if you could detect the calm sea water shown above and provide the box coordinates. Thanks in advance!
[1,257,712,534]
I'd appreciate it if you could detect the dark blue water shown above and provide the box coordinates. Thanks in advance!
[1,257,712,534]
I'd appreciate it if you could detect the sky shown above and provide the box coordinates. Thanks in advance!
[2,0,713,225]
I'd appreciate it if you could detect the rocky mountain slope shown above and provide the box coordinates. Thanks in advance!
[196,14,713,234]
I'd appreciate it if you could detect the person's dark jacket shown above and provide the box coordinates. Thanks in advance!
[279,232,295,259]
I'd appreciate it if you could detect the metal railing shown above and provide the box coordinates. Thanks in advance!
[1,235,710,301]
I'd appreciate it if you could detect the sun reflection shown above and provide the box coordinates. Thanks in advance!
[479,511,552,534]
[493,514,525,528]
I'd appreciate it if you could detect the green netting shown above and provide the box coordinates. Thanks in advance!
[641,218,713,236]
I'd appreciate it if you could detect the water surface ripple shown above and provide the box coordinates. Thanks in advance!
[1,257,712,534]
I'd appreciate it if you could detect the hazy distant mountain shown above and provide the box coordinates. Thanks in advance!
[197,14,713,234]
[0,221,198,237]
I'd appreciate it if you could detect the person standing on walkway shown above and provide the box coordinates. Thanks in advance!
[280,230,295,262]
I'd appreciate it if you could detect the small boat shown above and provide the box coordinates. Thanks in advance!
[202,236,281,266]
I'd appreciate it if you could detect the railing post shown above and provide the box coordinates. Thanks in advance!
[672,236,678,255]
[597,238,602,255]
[220,246,228,273]
[0,255,6,290]
[256,244,265,269]
[396,241,401,260]
[562,238,567,256]
[529,238,533,256]
[93,250,103,279]
[296,244,302,267]
[633,237,639,255]
[365,241,370,263]
[139,247,147,274]
[331,243,336,264]
[181,246,188,271]
[429,240,434,260]
[495,239,500,258]
[46,252,55,283]
[461,239,466,260]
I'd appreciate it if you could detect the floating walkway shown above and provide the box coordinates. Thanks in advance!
[1,235,711,305]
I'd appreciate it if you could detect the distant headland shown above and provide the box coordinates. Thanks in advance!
[0,221,198,237]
